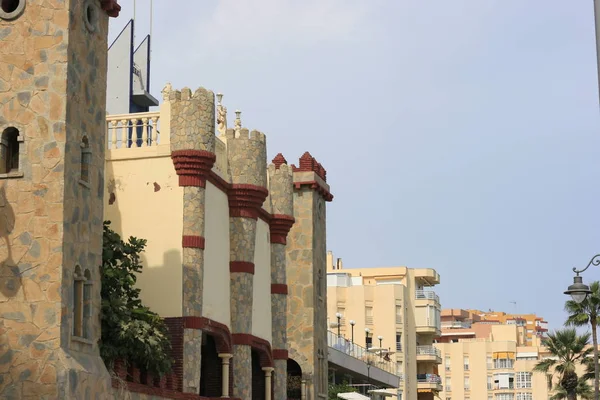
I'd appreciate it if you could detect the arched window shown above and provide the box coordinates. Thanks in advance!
[73,266,84,337]
[73,266,92,339]
[0,127,20,174]
[80,136,91,184]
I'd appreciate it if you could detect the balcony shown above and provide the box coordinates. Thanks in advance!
[327,331,400,389]
[416,374,442,392]
[415,290,440,303]
[416,346,442,364]
[441,320,471,329]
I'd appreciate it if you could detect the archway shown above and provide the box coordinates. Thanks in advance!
[199,333,222,397]
[287,358,302,400]
[251,349,266,400]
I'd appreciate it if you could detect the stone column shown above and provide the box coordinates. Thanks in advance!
[263,367,274,400]
[219,353,233,397]
[168,87,216,393]
[226,126,268,399]
[268,154,295,399]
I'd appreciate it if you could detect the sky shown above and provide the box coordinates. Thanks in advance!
[109,0,600,331]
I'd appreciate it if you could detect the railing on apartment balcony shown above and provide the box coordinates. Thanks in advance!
[326,330,395,374]
[441,320,471,329]
[416,374,441,384]
[415,290,439,303]
[106,112,161,149]
[416,345,441,358]
[395,343,402,352]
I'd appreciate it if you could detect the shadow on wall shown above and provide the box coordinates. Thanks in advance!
[0,185,17,298]
[139,250,182,316]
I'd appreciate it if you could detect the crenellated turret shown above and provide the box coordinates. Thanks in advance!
[268,153,294,217]
[226,122,267,188]
[167,86,216,153]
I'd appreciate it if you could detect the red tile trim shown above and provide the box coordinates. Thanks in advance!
[270,284,288,295]
[182,235,205,249]
[272,349,289,360]
[269,214,295,244]
[229,261,255,275]
[232,333,273,367]
[171,150,216,187]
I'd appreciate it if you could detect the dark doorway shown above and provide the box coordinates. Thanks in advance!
[287,358,302,400]
[251,350,265,400]
[199,334,222,397]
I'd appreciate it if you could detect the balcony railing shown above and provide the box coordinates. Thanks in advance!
[416,346,441,358]
[415,290,439,303]
[396,343,402,352]
[327,331,395,374]
[107,112,161,149]
[441,321,471,329]
[416,374,441,384]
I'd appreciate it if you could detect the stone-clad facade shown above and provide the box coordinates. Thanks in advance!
[286,153,333,400]
[103,86,333,400]
[0,0,120,399]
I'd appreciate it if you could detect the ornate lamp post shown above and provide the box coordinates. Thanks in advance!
[350,320,355,344]
[564,255,600,303]
[336,312,343,337]
[564,254,600,400]
[378,336,383,359]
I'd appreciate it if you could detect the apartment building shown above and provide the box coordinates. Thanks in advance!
[435,309,553,400]
[326,252,442,400]
[467,309,549,345]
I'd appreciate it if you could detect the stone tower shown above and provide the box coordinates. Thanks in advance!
[226,126,269,399]
[286,152,333,399]
[268,154,295,399]
[0,0,119,398]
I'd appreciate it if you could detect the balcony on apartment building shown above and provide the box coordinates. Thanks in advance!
[414,290,441,336]
[327,331,400,389]
[440,320,471,329]
[415,345,442,364]
[416,373,443,391]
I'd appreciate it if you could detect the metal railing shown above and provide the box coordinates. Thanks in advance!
[415,290,440,302]
[416,346,441,358]
[396,343,402,352]
[327,330,396,374]
[441,320,471,329]
[416,374,441,384]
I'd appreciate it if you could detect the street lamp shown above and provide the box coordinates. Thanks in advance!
[365,328,371,349]
[350,320,355,344]
[378,336,383,359]
[564,255,600,303]
[336,312,343,337]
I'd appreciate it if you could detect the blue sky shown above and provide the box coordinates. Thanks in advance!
[110,0,600,330]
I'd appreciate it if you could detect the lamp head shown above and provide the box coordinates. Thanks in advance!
[564,274,592,304]
[350,320,356,326]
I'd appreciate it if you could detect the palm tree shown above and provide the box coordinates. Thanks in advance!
[534,328,593,400]
[549,377,594,400]
[565,280,600,400]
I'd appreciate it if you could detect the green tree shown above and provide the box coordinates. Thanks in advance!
[534,328,593,400]
[549,377,593,400]
[565,280,600,400]
[100,221,172,375]
[328,382,357,400]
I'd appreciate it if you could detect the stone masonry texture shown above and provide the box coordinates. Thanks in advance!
[232,344,251,400]
[0,0,112,398]
[226,128,267,187]
[167,86,216,394]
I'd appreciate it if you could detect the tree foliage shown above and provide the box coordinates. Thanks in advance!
[328,382,357,400]
[534,328,592,400]
[100,221,172,375]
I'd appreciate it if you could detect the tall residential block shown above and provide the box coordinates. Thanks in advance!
[435,308,552,400]
[326,253,442,400]
[0,0,120,398]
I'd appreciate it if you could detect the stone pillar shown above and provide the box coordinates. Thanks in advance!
[268,154,295,399]
[286,152,333,399]
[226,126,268,399]
[168,86,216,393]
[263,367,274,400]
[219,353,233,397]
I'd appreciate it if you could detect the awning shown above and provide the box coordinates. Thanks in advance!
[493,352,516,359]
[337,392,371,400]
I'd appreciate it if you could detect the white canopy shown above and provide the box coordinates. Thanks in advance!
[337,392,371,399]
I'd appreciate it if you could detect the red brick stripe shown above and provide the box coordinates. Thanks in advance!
[182,235,205,249]
[228,184,269,219]
[230,261,255,274]
[272,349,288,360]
[171,150,216,187]
[232,333,274,367]
[269,214,295,244]
[271,284,288,295]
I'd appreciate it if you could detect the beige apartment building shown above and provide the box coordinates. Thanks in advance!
[467,309,549,345]
[326,252,443,400]
[435,309,556,400]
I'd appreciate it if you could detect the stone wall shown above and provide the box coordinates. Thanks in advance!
[0,0,118,398]
[286,153,333,399]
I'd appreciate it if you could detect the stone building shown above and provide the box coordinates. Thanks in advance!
[103,87,333,399]
[0,0,120,398]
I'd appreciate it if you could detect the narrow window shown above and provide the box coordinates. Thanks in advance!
[73,266,84,337]
[80,136,91,184]
[1,127,19,174]
[83,269,92,338]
